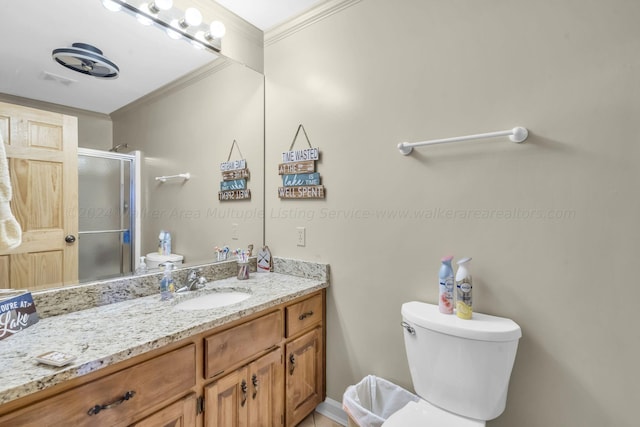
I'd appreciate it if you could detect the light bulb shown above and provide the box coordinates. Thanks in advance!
[149,0,172,12]
[101,0,122,12]
[136,4,153,25]
[208,21,226,38]
[183,7,202,26]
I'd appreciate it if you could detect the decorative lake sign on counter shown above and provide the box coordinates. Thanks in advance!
[219,140,251,201]
[0,292,39,341]
[278,125,325,199]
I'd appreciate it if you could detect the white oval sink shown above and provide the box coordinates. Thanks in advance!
[175,291,251,311]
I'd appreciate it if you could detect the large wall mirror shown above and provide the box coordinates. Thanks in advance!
[0,0,264,289]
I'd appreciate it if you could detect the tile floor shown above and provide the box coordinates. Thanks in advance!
[296,411,345,427]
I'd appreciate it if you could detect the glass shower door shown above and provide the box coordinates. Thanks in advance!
[77,148,135,282]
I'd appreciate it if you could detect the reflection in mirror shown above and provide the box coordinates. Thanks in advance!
[0,0,264,290]
[77,148,137,282]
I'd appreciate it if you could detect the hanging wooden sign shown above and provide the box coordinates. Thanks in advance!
[278,160,315,175]
[219,189,251,201]
[283,173,320,187]
[278,185,325,199]
[222,169,250,181]
[278,124,325,199]
[220,159,246,171]
[281,147,319,163]
[219,140,251,201]
[220,179,246,191]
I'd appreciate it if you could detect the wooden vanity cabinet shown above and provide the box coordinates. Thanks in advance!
[132,393,197,427]
[284,292,325,427]
[0,289,325,427]
[0,344,196,427]
[203,291,325,427]
[204,347,284,427]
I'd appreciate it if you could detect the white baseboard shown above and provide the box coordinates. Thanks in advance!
[316,397,348,426]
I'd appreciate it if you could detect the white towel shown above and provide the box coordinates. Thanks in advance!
[0,133,22,250]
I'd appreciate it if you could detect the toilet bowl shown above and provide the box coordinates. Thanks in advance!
[383,400,484,427]
[382,301,521,426]
[146,252,183,270]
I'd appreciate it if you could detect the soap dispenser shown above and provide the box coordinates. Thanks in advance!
[135,256,147,275]
[160,262,175,300]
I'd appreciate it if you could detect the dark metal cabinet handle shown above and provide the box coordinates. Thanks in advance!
[87,390,136,416]
[298,311,314,321]
[65,234,76,243]
[241,379,247,407]
[289,353,296,375]
[252,373,259,399]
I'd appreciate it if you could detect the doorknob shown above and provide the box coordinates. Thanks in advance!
[65,235,76,243]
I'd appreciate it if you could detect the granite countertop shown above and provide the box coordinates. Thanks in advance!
[0,272,327,406]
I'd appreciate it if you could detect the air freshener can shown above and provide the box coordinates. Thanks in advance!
[438,256,455,314]
[455,257,473,320]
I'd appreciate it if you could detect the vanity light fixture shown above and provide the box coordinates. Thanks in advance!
[101,0,224,52]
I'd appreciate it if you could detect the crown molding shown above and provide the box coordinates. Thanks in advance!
[264,0,362,46]
[111,58,233,117]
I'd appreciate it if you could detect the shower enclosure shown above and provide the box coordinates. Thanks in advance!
[77,148,139,282]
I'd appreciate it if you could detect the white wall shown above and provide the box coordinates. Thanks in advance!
[264,1,640,425]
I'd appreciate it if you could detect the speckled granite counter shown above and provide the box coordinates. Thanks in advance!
[0,261,328,406]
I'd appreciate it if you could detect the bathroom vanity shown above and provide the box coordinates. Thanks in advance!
[0,260,328,427]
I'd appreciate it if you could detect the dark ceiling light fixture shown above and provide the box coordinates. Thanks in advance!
[51,43,119,79]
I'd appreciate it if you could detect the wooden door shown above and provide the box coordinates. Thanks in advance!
[205,367,249,427]
[131,393,197,427]
[285,328,323,427]
[248,348,284,427]
[0,101,78,289]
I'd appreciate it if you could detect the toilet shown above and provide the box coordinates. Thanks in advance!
[145,252,184,270]
[383,301,521,426]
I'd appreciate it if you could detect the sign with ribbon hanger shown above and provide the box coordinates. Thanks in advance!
[278,124,325,199]
[219,139,251,201]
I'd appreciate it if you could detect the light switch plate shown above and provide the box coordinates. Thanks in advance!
[296,227,306,247]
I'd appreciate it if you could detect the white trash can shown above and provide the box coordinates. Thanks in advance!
[342,375,419,427]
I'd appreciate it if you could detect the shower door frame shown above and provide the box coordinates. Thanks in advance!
[77,147,139,279]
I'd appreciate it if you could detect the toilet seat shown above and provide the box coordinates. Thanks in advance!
[382,400,485,427]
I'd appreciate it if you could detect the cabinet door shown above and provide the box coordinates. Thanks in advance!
[131,393,196,427]
[285,328,323,427]
[248,348,284,427]
[205,367,249,427]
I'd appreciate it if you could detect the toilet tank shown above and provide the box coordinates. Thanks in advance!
[401,302,521,421]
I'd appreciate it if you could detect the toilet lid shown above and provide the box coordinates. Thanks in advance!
[146,253,184,263]
[382,400,485,427]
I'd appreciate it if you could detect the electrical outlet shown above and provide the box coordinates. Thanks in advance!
[296,227,306,247]
[232,223,239,240]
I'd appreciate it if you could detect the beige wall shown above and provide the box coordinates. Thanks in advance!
[112,61,264,264]
[0,93,113,150]
[264,1,640,426]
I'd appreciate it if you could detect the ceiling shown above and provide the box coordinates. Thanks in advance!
[0,0,324,115]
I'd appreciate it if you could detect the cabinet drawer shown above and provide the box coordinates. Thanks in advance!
[286,293,323,338]
[0,344,196,427]
[205,310,282,379]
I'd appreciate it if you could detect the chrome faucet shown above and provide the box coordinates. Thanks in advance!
[176,268,207,292]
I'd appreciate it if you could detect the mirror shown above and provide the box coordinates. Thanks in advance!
[0,0,264,288]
